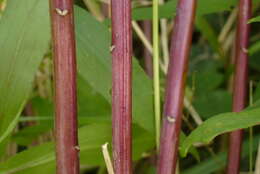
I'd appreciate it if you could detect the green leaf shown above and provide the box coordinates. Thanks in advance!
[77,75,111,116]
[249,40,260,55]
[75,6,154,132]
[189,71,223,96]
[253,82,260,102]
[182,134,260,174]
[132,0,236,20]
[0,123,154,174]
[195,16,224,58]
[180,132,199,160]
[249,51,260,71]
[249,15,260,23]
[193,90,232,119]
[12,124,51,146]
[0,0,50,143]
[180,107,260,156]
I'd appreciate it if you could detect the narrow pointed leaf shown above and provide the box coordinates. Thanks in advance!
[0,0,50,143]
[180,107,260,156]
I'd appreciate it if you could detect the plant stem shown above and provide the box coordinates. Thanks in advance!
[249,81,254,174]
[159,0,169,70]
[132,21,153,55]
[101,3,109,18]
[153,0,161,150]
[218,8,238,44]
[102,143,115,174]
[157,0,197,174]
[82,0,104,21]
[49,0,79,174]
[227,0,251,173]
[255,142,260,174]
[132,21,203,128]
[142,20,153,77]
[111,0,132,173]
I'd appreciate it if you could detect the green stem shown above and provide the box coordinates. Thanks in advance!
[249,81,254,174]
[153,0,161,150]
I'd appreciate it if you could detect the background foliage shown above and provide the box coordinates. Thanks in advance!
[0,0,260,173]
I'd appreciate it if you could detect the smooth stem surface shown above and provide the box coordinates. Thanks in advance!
[111,0,132,173]
[249,81,254,174]
[227,1,251,173]
[49,0,79,174]
[157,0,197,174]
[153,0,161,150]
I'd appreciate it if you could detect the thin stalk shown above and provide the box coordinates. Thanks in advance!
[249,126,254,174]
[138,0,152,77]
[132,21,153,54]
[160,18,169,70]
[183,97,203,125]
[111,0,132,173]
[101,3,109,18]
[223,30,236,52]
[141,20,153,77]
[153,0,161,150]
[227,0,251,173]
[49,0,79,174]
[249,81,254,174]
[157,0,197,174]
[102,143,115,174]
[255,142,260,174]
[218,8,238,44]
[82,0,104,21]
[132,21,203,127]
[159,0,170,70]
[132,21,167,74]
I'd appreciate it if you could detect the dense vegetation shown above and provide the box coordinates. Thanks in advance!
[0,0,260,173]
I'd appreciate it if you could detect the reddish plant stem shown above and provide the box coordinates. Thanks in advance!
[227,0,251,173]
[49,0,79,174]
[157,0,197,174]
[111,0,132,174]
[142,20,153,77]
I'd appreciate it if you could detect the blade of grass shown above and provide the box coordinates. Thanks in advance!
[249,81,254,174]
[153,0,161,150]
[111,0,133,173]
[227,0,251,173]
[49,0,79,173]
[157,0,197,174]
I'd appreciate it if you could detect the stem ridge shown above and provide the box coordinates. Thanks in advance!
[49,0,79,174]
[157,1,197,174]
[111,0,132,173]
[227,0,251,173]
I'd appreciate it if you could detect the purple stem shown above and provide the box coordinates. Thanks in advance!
[49,0,79,174]
[157,0,197,174]
[227,0,251,173]
[111,0,133,173]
